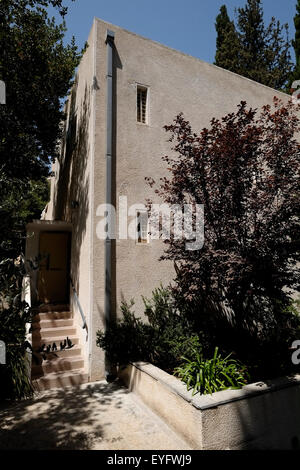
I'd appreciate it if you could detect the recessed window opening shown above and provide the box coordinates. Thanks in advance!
[137,210,149,244]
[137,86,148,124]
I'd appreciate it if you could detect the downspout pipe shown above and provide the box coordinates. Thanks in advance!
[105,29,115,379]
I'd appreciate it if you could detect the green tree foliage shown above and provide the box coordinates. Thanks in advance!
[214,1,293,91]
[0,0,81,399]
[96,286,204,374]
[290,0,300,87]
[214,5,241,74]
[0,256,33,400]
[97,286,250,393]
[147,99,300,380]
[0,0,81,256]
[294,1,300,74]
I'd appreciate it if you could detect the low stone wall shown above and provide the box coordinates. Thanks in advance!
[118,362,300,450]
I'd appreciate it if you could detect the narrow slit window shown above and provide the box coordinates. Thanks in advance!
[137,211,149,244]
[137,86,147,123]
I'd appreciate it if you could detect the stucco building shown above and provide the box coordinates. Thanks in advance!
[25,17,287,387]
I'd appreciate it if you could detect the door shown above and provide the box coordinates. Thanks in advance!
[38,232,70,304]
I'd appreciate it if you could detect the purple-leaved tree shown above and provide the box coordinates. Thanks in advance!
[146,98,300,367]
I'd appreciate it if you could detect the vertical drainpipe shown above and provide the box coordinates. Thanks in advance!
[105,29,115,379]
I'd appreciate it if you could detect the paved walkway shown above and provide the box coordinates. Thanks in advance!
[0,380,191,450]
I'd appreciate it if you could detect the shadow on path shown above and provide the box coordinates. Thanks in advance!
[0,380,127,450]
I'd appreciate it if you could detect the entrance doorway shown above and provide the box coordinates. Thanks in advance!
[38,232,70,304]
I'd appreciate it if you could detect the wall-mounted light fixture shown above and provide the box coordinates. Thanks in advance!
[71,200,79,209]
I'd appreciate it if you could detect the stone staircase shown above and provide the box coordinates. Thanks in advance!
[31,304,88,391]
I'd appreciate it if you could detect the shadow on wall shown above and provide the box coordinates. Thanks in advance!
[94,40,123,336]
[111,42,122,322]
[229,376,300,450]
[94,37,122,372]
[54,78,91,296]
[0,381,126,450]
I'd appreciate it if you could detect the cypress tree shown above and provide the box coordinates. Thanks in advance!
[290,0,300,85]
[237,0,265,79]
[214,0,293,91]
[214,5,240,73]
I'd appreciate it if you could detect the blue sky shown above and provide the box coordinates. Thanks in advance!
[50,0,297,64]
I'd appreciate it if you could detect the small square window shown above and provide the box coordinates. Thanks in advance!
[137,86,148,124]
[137,211,149,244]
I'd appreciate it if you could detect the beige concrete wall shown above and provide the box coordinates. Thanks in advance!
[201,384,300,450]
[66,26,95,376]
[87,20,107,381]
[93,18,289,325]
[119,362,203,448]
[47,17,291,381]
[45,22,100,379]
[119,362,300,450]
[41,172,55,221]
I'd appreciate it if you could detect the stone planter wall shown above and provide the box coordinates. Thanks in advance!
[118,362,300,450]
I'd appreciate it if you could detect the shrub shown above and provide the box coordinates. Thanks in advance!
[96,286,204,373]
[215,296,300,382]
[0,258,34,400]
[174,346,249,395]
[146,99,300,356]
[97,285,298,386]
[96,300,153,367]
[0,341,33,400]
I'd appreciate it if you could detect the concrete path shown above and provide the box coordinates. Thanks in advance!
[0,380,191,450]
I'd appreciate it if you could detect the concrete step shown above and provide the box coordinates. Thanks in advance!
[32,318,74,329]
[32,345,82,359]
[36,304,70,313]
[32,356,85,376]
[30,303,86,391]
[32,325,77,338]
[33,335,80,348]
[33,311,72,321]
[32,369,89,391]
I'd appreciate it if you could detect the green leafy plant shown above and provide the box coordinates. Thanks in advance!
[96,299,153,367]
[0,257,34,400]
[174,346,249,396]
[96,286,204,373]
[146,98,300,381]
[0,0,82,401]
[0,342,33,400]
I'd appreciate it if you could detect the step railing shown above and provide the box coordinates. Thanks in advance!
[69,276,87,331]
[22,275,32,378]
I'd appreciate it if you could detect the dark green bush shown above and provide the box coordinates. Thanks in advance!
[96,286,250,395]
[96,300,153,367]
[0,342,33,400]
[0,258,34,400]
[96,286,203,373]
[97,285,299,389]
[212,297,300,382]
